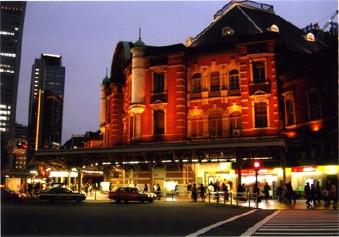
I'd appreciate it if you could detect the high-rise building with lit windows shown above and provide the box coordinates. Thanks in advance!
[27,54,65,153]
[0,2,26,156]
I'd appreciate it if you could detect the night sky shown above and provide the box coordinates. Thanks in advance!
[16,1,338,144]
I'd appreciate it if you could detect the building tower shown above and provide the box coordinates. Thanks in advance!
[129,36,146,141]
[27,54,65,153]
[0,2,26,163]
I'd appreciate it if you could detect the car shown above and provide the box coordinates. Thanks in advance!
[109,186,156,203]
[38,187,86,203]
[1,187,26,202]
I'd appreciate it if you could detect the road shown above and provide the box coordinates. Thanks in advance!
[2,200,338,236]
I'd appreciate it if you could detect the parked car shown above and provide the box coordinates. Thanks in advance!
[38,187,86,203]
[1,187,26,202]
[109,186,156,203]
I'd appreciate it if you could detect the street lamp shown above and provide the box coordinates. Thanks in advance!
[254,161,260,195]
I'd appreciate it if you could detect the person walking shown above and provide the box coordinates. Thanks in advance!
[286,181,296,204]
[192,184,198,202]
[330,181,337,209]
[144,184,148,192]
[199,184,206,202]
[263,182,270,202]
[315,181,321,206]
[311,184,316,207]
[156,184,161,200]
[222,183,229,202]
[304,182,312,208]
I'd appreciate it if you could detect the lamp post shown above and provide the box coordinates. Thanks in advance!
[254,161,260,208]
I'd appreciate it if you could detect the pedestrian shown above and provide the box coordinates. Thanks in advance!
[144,184,148,192]
[175,184,178,196]
[315,181,321,206]
[88,184,93,196]
[286,181,296,204]
[322,182,330,205]
[191,184,198,202]
[156,184,161,200]
[263,182,270,202]
[199,184,206,202]
[330,181,337,209]
[84,183,89,196]
[311,184,316,207]
[304,182,312,208]
[222,183,229,202]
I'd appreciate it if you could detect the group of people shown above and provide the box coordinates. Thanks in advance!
[190,181,231,202]
[304,181,337,208]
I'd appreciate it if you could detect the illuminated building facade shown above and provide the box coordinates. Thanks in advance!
[98,1,338,191]
[0,2,26,166]
[27,54,65,153]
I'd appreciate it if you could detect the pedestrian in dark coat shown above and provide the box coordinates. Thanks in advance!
[192,184,198,202]
[304,182,312,208]
[263,182,270,202]
[199,184,206,202]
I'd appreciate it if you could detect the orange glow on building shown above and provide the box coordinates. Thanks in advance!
[309,120,323,132]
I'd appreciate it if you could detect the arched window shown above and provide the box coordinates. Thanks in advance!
[229,70,240,90]
[154,110,164,135]
[270,24,279,32]
[306,33,315,42]
[209,112,222,137]
[210,72,220,91]
[192,73,201,93]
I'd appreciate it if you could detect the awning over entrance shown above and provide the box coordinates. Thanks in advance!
[31,137,287,169]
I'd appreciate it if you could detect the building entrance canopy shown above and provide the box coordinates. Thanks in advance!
[31,137,287,170]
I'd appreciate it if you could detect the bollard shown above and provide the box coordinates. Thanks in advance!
[256,194,258,209]
[95,190,97,200]
[208,192,211,203]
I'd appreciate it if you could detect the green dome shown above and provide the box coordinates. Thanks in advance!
[134,39,145,48]
[102,76,110,85]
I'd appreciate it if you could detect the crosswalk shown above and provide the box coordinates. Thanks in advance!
[253,210,339,236]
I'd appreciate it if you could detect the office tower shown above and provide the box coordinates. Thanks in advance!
[0,2,26,157]
[27,54,65,152]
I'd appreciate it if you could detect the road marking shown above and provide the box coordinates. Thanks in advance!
[240,210,280,237]
[185,209,257,237]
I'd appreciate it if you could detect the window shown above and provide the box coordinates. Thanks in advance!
[191,117,203,138]
[252,61,266,83]
[154,110,164,135]
[229,70,240,90]
[192,73,201,93]
[230,112,242,131]
[153,72,165,93]
[254,102,267,128]
[285,98,295,126]
[270,24,279,32]
[222,26,234,36]
[308,90,321,120]
[210,72,220,91]
[209,112,222,137]
[306,33,315,42]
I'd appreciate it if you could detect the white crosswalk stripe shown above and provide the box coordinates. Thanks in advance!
[253,210,339,236]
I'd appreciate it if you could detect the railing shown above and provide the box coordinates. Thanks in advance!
[205,191,261,208]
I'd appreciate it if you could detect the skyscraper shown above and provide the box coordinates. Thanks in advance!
[27,54,65,152]
[0,2,26,161]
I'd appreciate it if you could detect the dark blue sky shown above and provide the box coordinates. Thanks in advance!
[16,1,337,143]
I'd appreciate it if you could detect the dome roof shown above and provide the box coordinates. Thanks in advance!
[102,76,110,86]
[134,39,146,48]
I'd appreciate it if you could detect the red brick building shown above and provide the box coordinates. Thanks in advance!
[97,1,337,191]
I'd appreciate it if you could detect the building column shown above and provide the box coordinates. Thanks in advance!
[280,148,287,184]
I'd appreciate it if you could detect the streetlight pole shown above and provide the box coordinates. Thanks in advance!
[254,161,260,208]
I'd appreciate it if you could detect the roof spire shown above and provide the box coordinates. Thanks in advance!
[138,27,141,41]
[105,67,108,78]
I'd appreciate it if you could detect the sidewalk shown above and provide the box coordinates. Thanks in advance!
[83,191,337,210]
